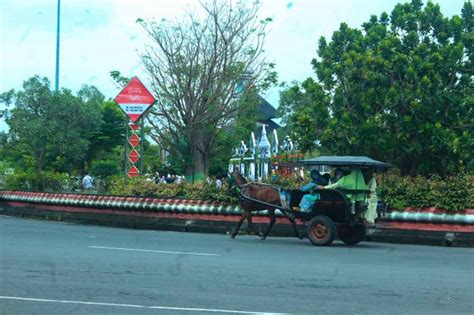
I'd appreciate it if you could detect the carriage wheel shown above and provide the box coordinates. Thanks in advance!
[307,216,336,246]
[338,224,366,245]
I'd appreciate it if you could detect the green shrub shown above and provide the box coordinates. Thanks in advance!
[108,177,237,204]
[4,169,472,212]
[435,174,474,211]
[4,170,71,192]
[4,170,35,190]
[379,173,473,212]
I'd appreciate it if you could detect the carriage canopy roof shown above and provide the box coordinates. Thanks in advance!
[300,156,390,169]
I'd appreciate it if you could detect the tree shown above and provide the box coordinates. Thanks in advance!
[84,100,126,166]
[1,76,103,188]
[209,89,261,177]
[278,78,330,153]
[280,0,473,176]
[138,0,274,179]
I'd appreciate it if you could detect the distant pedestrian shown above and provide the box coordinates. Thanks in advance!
[165,174,174,184]
[82,172,93,190]
[160,176,166,184]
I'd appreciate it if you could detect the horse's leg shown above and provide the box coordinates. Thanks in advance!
[261,209,276,240]
[231,211,247,238]
[246,212,258,236]
[282,211,303,240]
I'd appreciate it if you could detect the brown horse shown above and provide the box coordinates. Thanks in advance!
[229,172,302,240]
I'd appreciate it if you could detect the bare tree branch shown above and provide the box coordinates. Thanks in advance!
[139,0,271,175]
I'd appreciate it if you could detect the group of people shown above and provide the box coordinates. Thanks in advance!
[298,168,378,224]
[149,173,183,184]
[207,176,226,189]
[147,173,226,189]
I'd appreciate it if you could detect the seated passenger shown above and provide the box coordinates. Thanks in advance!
[299,189,320,212]
[362,169,378,224]
[300,169,327,192]
[279,189,291,209]
[322,173,331,185]
[330,168,344,184]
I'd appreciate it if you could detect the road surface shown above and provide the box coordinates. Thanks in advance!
[0,216,473,314]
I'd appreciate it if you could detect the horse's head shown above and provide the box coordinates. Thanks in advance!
[227,171,247,193]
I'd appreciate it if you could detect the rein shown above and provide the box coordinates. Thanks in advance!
[237,181,282,192]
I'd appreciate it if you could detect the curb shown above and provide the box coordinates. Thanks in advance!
[1,204,472,247]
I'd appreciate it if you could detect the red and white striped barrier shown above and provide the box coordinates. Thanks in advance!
[0,191,473,230]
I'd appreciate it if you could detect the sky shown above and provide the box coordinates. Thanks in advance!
[0,0,466,131]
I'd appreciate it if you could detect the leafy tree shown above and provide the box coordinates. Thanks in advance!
[142,143,163,174]
[278,78,330,153]
[0,76,103,188]
[85,100,126,166]
[280,0,473,176]
[138,0,275,179]
[209,89,261,177]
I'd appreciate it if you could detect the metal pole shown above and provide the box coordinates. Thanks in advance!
[55,0,61,91]
[140,118,144,174]
[124,121,129,177]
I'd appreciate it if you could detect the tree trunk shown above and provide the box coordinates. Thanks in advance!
[184,143,209,182]
[35,150,45,191]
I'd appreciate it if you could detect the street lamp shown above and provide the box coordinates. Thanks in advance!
[55,0,61,91]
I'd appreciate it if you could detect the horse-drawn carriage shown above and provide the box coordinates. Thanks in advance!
[230,156,390,246]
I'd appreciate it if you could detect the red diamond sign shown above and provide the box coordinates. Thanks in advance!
[129,123,140,131]
[128,166,140,178]
[114,77,156,123]
[128,150,140,164]
[128,134,140,147]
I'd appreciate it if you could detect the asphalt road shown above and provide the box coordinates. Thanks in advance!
[0,216,473,315]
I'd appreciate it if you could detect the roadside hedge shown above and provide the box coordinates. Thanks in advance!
[109,176,237,204]
[378,173,473,212]
[107,173,473,212]
[2,171,472,212]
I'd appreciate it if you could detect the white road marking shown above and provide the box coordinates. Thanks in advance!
[0,296,287,314]
[88,245,221,257]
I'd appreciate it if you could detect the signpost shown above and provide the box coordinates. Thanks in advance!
[114,77,156,178]
[128,134,141,147]
[128,150,140,164]
[127,165,140,178]
[115,77,156,123]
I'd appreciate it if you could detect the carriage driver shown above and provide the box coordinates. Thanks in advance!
[318,168,373,222]
[319,168,367,202]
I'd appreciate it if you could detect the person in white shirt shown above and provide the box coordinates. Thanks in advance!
[82,172,93,190]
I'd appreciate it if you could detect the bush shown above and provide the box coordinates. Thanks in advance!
[108,177,237,204]
[263,174,306,189]
[379,172,473,212]
[4,170,35,190]
[4,170,71,192]
[3,169,472,212]
[109,172,473,211]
